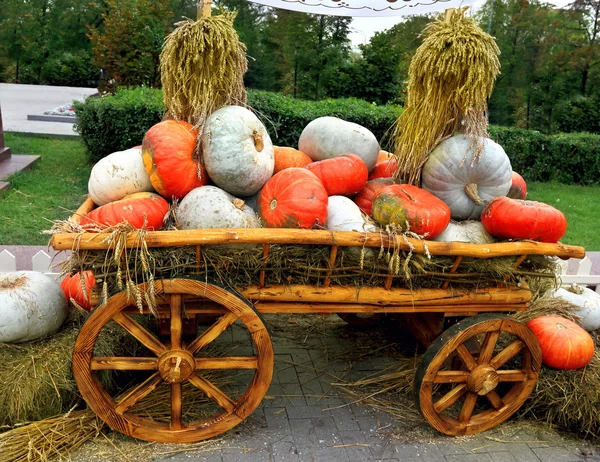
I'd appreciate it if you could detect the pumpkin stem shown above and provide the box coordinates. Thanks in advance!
[567,283,585,295]
[232,198,245,210]
[252,130,264,152]
[270,199,277,211]
[464,183,483,205]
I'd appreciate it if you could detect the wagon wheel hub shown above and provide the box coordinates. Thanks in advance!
[467,364,499,396]
[158,350,196,383]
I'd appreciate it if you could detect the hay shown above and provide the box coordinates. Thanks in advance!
[57,227,558,312]
[0,376,225,462]
[0,312,126,427]
[160,12,247,127]
[392,7,500,185]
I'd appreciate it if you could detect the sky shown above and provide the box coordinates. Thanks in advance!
[348,0,575,46]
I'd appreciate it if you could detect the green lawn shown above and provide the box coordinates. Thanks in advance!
[0,133,598,250]
[0,133,90,244]
[527,181,600,250]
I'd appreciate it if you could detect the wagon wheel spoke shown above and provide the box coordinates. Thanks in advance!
[188,373,236,413]
[195,356,258,370]
[485,390,504,410]
[455,344,478,371]
[113,312,167,356]
[458,391,478,424]
[171,383,183,429]
[434,384,468,413]
[186,312,238,355]
[115,372,162,414]
[490,340,524,369]
[432,370,469,384]
[91,357,158,371]
[478,331,500,365]
[497,370,528,382]
[171,294,182,350]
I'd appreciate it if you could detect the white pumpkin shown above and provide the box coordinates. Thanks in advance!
[298,117,380,171]
[176,186,261,229]
[433,220,495,244]
[421,135,512,220]
[0,271,68,343]
[553,286,600,331]
[201,106,274,197]
[327,196,378,257]
[88,147,154,206]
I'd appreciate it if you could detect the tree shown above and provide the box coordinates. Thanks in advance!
[566,0,600,95]
[88,0,173,89]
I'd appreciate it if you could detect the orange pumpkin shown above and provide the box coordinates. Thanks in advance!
[369,159,398,180]
[352,178,402,216]
[142,120,207,199]
[258,168,328,228]
[305,154,368,196]
[273,146,312,173]
[60,271,96,311]
[526,316,594,370]
[371,184,451,238]
[377,150,393,163]
[481,196,567,243]
[81,192,169,231]
[507,171,527,200]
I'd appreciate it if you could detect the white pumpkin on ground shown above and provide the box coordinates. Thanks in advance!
[0,271,68,343]
[421,135,512,220]
[88,147,153,206]
[327,196,378,257]
[433,220,495,244]
[176,186,261,229]
[298,117,380,171]
[201,106,274,197]
[553,286,600,331]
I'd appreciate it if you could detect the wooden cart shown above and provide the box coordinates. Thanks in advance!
[51,198,585,443]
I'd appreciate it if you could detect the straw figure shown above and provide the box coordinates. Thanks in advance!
[392,7,500,185]
[160,0,247,128]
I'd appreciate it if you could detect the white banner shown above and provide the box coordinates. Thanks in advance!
[247,0,475,17]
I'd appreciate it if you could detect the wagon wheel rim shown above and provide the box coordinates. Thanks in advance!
[414,313,541,436]
[73,279,274,444]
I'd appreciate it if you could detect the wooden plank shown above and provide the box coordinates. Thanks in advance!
[242,284,532,306]
[170,294,182,350]
[171,383,182,430]
[50,228,586,259]
[252,303,527,314]
[323,245,338,288]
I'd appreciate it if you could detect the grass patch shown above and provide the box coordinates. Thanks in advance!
[0,133,90,245]
[527,181,600,251]
[0,134,597,251]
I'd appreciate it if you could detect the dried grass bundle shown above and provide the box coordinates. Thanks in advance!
[392,7,500,185]
[160,11,247,127]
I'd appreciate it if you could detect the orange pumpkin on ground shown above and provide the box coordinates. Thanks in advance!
[60,271,96,311]
[81,192,169,231]
[481,196,567,243]
[372,184,451,238]
[142,120,207,199]
[273,146,312,173]
[352,178,403,216]
[526,316,594,370]
[258,168,328,228]
[305,154,368,196]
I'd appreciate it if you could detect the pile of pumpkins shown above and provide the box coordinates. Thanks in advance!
[85,105,568,245]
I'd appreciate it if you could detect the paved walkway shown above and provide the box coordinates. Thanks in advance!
[66,314,600,462]
[0,83,97,137]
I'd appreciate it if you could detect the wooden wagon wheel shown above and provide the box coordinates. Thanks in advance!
[73,279,274,444]
[413,313,541,436]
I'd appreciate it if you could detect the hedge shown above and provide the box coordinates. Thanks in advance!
[75,88,600,185]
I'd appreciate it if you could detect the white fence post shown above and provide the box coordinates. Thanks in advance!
[0,249,17,272]
[32,250,53,273]
[559,256,600,294]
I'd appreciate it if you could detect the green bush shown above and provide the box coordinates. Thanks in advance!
[489,127,600,185]
[42,52,101,88]
[554,96,600,134]
[74,87,165,162]
[74,87,600,185]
